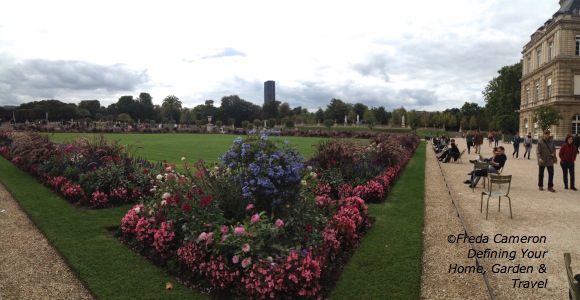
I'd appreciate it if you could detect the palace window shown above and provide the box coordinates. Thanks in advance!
[526,88,530,104]
[535,84,540,101]
[576,36,580,55]
[527,56,532,72]
[549,41,554,61]
[537,50,542,67]
[573,115,580,135]
[547,78,552,98]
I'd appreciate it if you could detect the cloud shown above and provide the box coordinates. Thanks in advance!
[0,55,148,105]
[201,47,246,59]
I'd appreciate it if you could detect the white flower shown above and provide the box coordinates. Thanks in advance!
[156,174,163,180]
[301,180,307,186]
[134,207,141,214]
[162,192,170,199]
[161,200,167,206]
[307,166,313,172]
[310,172,317,178]
[181,157,186,161]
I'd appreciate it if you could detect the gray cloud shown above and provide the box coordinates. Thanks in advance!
[351,54,390,82]
[0,55,148,105]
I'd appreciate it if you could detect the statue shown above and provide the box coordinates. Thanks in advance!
[357,114,360,125]
[402,115,406,128]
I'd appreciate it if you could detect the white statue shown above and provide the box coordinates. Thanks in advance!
[402,115,405,127]
[357,114,360,125]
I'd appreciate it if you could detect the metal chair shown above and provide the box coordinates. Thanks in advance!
[454,149,467,164]
[565,253,580,300]
[480,174,512,220]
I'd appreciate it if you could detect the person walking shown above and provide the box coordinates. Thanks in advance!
[523,132,533,159]
[494,132,499,147]
[465,131,474,154]
[474,130,484,154]
[512,132,521,159]
[537,130,557,192]
[559,134,577,190]
[488,133,494,147]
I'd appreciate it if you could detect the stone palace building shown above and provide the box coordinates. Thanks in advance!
[519,0,580,140]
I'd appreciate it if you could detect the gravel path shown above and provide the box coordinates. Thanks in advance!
[421,141,580,299]
[0,184,93,300]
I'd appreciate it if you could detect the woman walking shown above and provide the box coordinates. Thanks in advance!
[559,134,577,190]
[523,132,533,159]
[512,132,521,159]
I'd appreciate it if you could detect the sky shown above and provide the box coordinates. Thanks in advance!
[0,0,561,112]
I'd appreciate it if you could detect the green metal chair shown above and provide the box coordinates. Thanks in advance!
[565,253,580,300]
[480,174,512,220]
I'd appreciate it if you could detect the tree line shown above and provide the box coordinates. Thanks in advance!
[2,60,559,132]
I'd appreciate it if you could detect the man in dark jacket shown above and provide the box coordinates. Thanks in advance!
[537,130,557,192]
[439,140,461,163]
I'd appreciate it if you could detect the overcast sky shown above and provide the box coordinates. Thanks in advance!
[0,0,560,112]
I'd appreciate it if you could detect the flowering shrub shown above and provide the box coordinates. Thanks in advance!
[218,131,305,216]
[310,133,420,203]
[116,133,377,298]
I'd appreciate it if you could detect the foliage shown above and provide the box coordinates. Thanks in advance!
[323,119,334,130]
[483,61,522,126]
[118,131,378,298]
[532,105,564,130]
[217,131,305,216]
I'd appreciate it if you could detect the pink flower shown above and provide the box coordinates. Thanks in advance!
[241,257,252,268]
[250,214,260,223]
[234,226,245,235]
[205,232,213,244]
[221,226,229,234]
[198,232,207,241]
[275,219,284,228]
[246,203,254,210]
[241,243,251,252]
[232,255,239,264]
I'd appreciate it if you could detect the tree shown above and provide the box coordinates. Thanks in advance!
[324,98,350,124]
[352,103,368,120]
[162,95,182,122]
[391,106,407,127]
[117,113,133,124]
[495,115,519,133]
[469,116,477,130]
[363,109,376,130]
[483,61,522,128]
[532,105,564,131]
[220,95,261,127]
[78,100,101,118]
[372,106,388,125]
[323,119,334,130]
[262,101,280,121]
[137,92,156,121]
[117,96,137,118]
[315,108,324,124]
[279,102,292,121]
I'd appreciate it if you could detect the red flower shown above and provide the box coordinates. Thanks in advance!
[200,195,213,207]
[182,203,191,213]
[305,224,313,233]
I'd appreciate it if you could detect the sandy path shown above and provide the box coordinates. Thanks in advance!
[422,141,580,299]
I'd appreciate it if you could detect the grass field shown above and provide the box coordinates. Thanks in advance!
[48,133,325,164]
[0,134,426,299]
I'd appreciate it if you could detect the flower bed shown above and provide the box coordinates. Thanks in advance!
[0,127,421,298]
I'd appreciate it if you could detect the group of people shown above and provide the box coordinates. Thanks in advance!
[535,130,577,192]
[436,129,578,192]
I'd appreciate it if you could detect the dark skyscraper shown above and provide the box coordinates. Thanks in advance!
[264,80,275,104]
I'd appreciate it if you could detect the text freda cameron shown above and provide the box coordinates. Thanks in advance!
[450,233,547,244]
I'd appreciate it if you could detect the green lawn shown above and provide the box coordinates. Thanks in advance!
[48,133,323,164]
[0,135,426,299]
